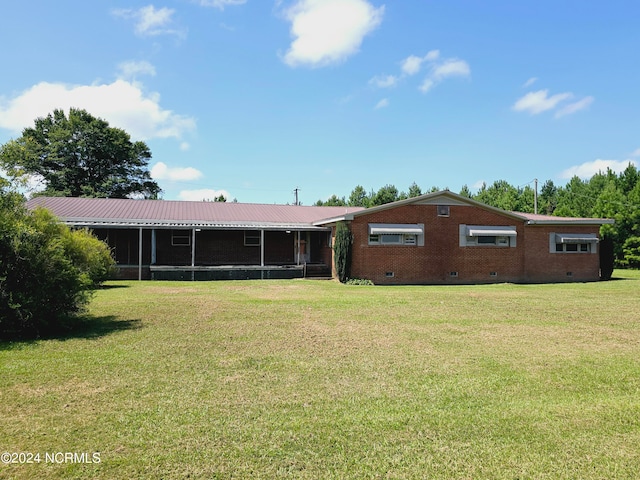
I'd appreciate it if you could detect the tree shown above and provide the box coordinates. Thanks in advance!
[0,189,115,338]
[539,180,558,215]
[408,182,422,198]
[348,185,370,207]
[0,108,161,199]
[371,184,400,206]
[473,180,520,211]
[315,194,346,206]
[333,222,353,283]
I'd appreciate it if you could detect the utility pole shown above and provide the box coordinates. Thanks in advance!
[534,178,538,215]
[293,187,300,206]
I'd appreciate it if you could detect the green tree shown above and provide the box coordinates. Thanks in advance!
[315,194,346,206]
[0,108,161,199]
[0,190,115,339]
[539,180,558,215]
[408,182,422,198]
[555,176,593,217]
[348,185,370,207]
[371,184,399,206]
[474,180,520,211]
[459,185,473,198]
[333,222,353,283]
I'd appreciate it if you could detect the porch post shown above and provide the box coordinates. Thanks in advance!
[296,231,301,265]
[261,229,265,280]
[151,229,157,265]
[138,227,143,281]
[260,229,265,267]
[191,228,196,281]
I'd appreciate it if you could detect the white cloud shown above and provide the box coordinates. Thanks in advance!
[151,162,203,181]
[117,60,157,80]
[180,142,191,151]
[513,89,594,118]
[400,50,439,76]
[282,0,384,68]
[112,5,185,38]
[431,59,470,80]
[401,55,424,76]
[559,159,638,179]
[369,74,397,88]
[0,80,196,141]
[523,77,537,88]
[512,89,573,115]
[374,98,389,109]
[419,57,470,94]
[372,50,468,95]
[178,188,231,201]
[632,148,640,157]
[555,96,594,118]
[418,78,435,93]
[196,0,247,9]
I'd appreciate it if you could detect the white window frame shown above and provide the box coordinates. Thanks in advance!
[459,225,517,247]
[550,233,597,254]
[368,224,424,246]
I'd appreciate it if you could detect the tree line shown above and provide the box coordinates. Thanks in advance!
[315,167,640,268]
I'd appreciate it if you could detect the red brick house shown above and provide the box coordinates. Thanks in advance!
[314,190,613,284]
[27,191,613,283]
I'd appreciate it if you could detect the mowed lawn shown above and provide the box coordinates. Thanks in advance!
[2,272,640,479]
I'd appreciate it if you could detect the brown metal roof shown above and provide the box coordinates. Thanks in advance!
[25,196,365,229]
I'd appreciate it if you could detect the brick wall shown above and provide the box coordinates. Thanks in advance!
[346,204,601,284]
[522,225,601,282]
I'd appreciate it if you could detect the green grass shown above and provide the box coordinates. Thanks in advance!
[2,271,640,479]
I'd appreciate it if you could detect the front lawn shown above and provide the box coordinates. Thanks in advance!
[2,271,640,478]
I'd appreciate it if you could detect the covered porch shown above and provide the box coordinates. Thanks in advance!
[92,225,333,281]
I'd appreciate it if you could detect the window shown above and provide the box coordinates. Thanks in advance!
[368,224,424,246]
[550,233,597,254]
[171,230,191,246]
[555,242,591,253]
[368,233,417,245]
[244,230,261,246]
[459,225,517,247]
[437,205,450,217]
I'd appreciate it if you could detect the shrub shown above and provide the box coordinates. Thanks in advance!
[599,235,615,280]
[345,278,374,285]
[621,236,640,269]
[333,222,353,283]
[0,193,115,339]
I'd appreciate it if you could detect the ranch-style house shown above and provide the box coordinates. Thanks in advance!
[27,190,613,284]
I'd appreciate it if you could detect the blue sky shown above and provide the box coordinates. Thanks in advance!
[1,1,639,204]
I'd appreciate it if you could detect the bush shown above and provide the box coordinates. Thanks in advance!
[345,278,374,285]
[333,222,353,283]
[0,193,115,339]
[599,235,615,280]
[621,236,640,269]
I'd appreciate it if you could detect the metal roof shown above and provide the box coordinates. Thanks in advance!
[25,192,613,230]
[25,197,366,230]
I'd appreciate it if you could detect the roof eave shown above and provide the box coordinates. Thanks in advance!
[525,219,615,226]
[60,218,331,230]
